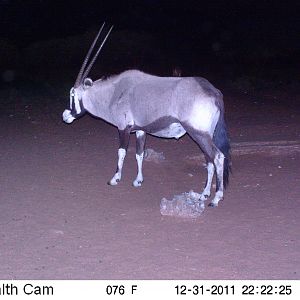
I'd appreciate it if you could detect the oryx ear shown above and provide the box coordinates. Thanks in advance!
[83,78,93,89]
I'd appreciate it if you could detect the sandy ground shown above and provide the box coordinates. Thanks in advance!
[0,84,299,279]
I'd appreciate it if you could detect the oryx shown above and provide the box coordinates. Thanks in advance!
[62,24,231,207]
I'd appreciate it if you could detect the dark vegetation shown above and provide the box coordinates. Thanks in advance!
[1,0,299,94]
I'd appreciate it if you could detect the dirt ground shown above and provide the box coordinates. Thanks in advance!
[0,84,299,279]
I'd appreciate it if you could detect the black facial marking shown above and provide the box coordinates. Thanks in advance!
[71,98,86,118]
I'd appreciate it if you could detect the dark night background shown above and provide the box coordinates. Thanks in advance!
[1,0,300,88]
[1,1,300,280]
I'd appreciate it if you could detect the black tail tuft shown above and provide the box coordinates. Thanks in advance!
[213,112,231,189]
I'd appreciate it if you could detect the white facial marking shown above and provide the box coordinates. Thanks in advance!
[109,148,126,185]
[74,92,81,114]
[133,152,144,187]
[70,88,75,108]
[62,109,75,124]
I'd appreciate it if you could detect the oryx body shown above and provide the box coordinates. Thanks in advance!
[62,25,231,207]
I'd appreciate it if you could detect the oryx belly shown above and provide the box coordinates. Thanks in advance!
[135,116,186,139]
[151,122,186,139]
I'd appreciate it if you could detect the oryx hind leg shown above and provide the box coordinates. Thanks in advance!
[186,128,224,207]
[108,127,131,186]
[209,150,225,207]
[200,162,214,201]
[133,130,146,187]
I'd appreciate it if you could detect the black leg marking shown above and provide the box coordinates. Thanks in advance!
[108,126,132,186]
[118,126,132,150]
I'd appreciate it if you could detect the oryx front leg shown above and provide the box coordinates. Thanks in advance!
[133,130,146,187]
[108,148,126,185]
[108,127,131,186]
[200,162,214,201]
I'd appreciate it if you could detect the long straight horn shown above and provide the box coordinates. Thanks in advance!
[74,22,106,87]
[81,25,114,81]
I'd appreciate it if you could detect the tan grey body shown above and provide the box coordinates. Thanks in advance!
[62,25,231,207]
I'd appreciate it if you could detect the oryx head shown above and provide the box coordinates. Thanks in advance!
[62,23,113,124]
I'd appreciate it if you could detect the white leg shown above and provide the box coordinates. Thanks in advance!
[109,148,126,185]
[209,152,224,207]
[133,152,144,187]
[200,162,214,201]
[133,130,146,187]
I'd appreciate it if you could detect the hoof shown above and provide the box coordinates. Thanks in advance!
[108,178,120,186]
[208,202,218,208]
[133,180,143,187]
[200,194,210,201]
